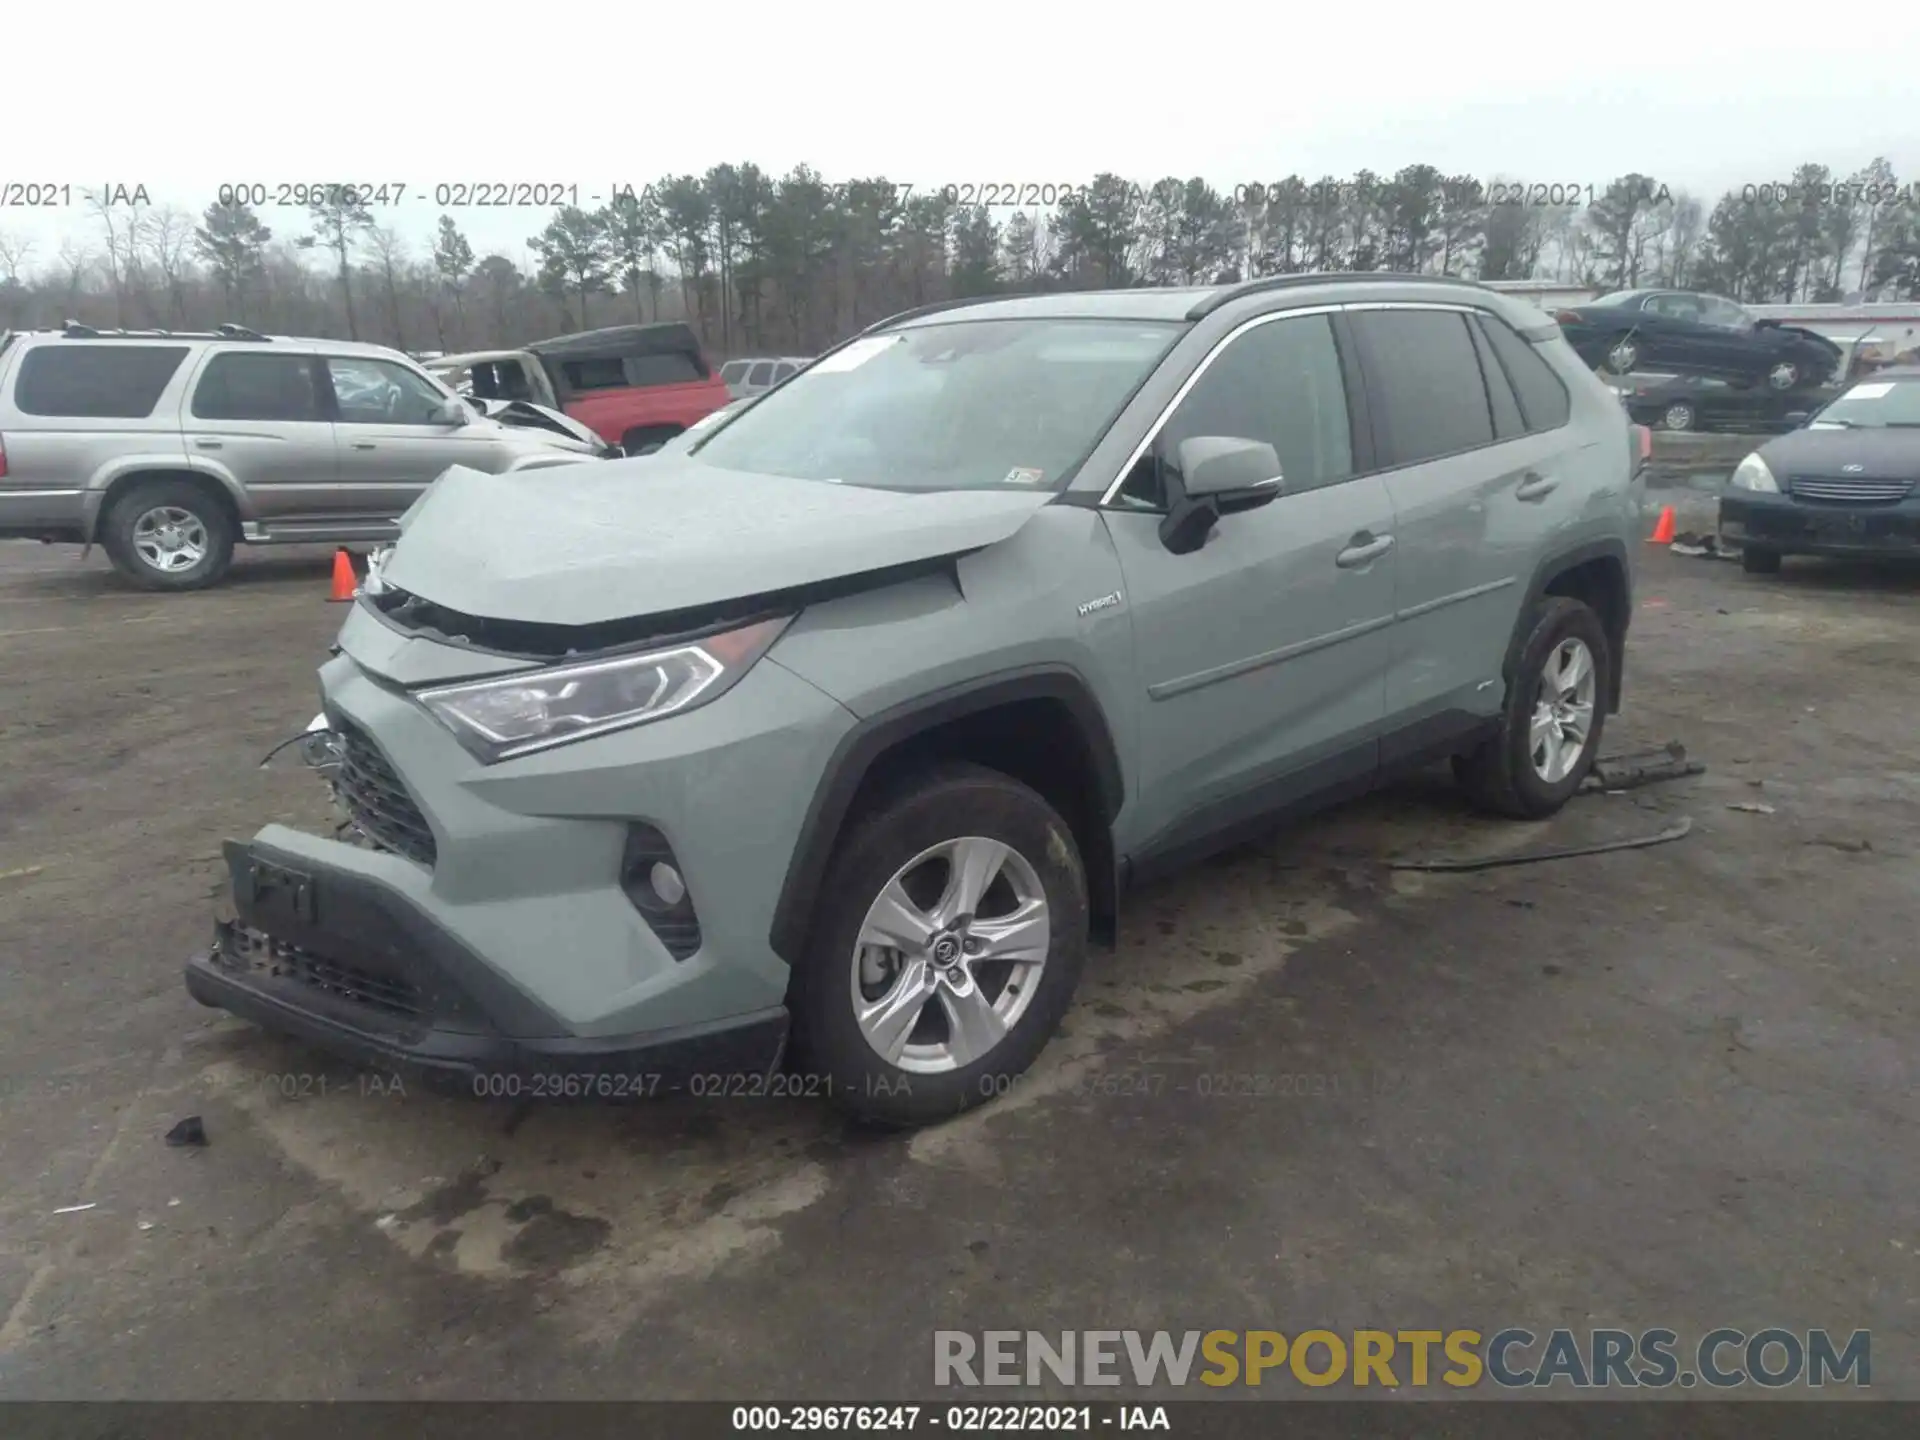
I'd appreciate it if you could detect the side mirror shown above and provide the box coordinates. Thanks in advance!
[1157,436,1284,555]
[431,396,469,426]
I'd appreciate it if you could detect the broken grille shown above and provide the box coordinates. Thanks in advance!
[214,921,425,1024]
[333,720,438,866]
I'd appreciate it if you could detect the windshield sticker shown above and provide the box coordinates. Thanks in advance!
[1003,467,1047,486]
[1845,382,1894,400]
[811,336,898,374]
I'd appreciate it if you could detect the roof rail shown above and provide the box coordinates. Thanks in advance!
[52,323,275,342]
[860,295,1001,335]
[1185,271,1486,320]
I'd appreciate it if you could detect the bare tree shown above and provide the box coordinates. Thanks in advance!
[365,226,410,349]
[54,241,94,320]
[86,189,146,326]
[144,205,196,326]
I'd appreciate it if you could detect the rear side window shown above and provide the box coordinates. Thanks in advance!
[1351,310,1494,466]
[773,363,797,382]
[560,353,704,391]
[747,362,774,386]
[626,352,703,386]
[191,353,324,421]
[719,360,750,384]
[1477,315,1572,431]
[1466,321,1525,440]
[13,344,190,418]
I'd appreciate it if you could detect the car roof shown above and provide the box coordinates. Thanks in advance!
[877,273,1556,335]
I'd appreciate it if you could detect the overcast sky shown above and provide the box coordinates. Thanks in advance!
[6,2,1920,266]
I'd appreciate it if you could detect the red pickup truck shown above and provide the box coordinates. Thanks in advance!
[427,322,733,456]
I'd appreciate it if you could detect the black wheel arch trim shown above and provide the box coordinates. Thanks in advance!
[1507,537,1632,713]
[768,664,1125,966]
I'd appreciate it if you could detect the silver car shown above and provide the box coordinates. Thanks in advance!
[718,355,809,400]
[0,324,601,590]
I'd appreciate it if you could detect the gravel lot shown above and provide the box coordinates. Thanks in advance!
[0,497,1915,1401]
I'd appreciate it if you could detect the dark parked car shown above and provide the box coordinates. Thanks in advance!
[1555,289,1843,392]
[1719,366,1920,572]
[1621,373,1830,433]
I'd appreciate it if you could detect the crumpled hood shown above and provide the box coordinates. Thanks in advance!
[381,457,1054,626]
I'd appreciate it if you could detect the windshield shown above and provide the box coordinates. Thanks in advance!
[1811,378,1920,428]
[689,318,1184,491]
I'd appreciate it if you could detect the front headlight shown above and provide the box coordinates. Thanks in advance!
[417,616,790,762]
[1729,453,1779,493]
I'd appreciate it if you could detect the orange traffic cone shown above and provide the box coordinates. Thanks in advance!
[326,548,358,602]
[1647,505,1675,545]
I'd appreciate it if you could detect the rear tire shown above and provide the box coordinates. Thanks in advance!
[788,763,1089,1127]
[100,479,235,592]
[1741,546,1783,575]
[1454,597,1611,820]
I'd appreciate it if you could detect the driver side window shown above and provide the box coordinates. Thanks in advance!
[326,356,450,425]
[1116,314,1354,509]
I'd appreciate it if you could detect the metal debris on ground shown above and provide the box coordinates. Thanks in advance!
[1727,801,1777,815]
[1669,532,1737,559]
[51,1202,97,1215]
[1584,741,1705,792]
[1388,817,1693,873]
[164,1115,208,1148]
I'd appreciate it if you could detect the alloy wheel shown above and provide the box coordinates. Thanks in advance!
[131,506,209,574]
[1529,637,1597,784]
[848,835,1050,1075]
[1663,403,1695,431]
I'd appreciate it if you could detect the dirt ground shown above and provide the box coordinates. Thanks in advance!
[0,498,1915,1402]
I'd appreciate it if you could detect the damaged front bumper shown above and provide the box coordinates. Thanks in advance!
[185,612,857,1095]
[186,839,788,1091]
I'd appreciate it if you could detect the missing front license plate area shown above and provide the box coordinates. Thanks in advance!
[247,858,317,925]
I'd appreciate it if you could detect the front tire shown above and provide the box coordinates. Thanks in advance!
[1661,401,1696,432]
[1767,361,1801,391]
[1454,597,1611,820]
[788,763,1089,1127]
[100,480,235,591]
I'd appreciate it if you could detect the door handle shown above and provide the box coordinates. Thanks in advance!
[350,442,376,451]
[1516,472,1559,501]
[193,438,222,450]
[1336,533,1394,568]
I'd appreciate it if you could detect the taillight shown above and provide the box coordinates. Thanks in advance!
[1553,309,1583,325]
[1632,424,1652,464]
[0,433,8,479]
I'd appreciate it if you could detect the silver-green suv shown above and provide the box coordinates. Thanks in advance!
[187,275,1643,1126]
[0,325,601,590]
